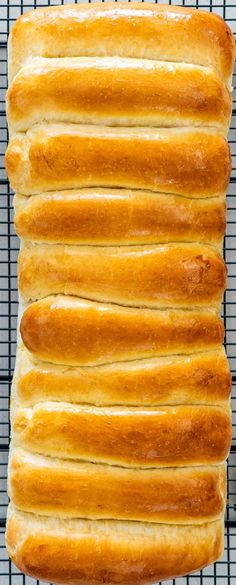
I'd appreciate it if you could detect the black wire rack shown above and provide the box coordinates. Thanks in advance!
[0,0,236,584]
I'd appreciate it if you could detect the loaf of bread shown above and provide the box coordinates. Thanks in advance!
[6,3,234,584]
[14,189,226,246]
[7,57,231,132]
[5,125,231,196]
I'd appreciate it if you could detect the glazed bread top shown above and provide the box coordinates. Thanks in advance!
[8,3,235,83]
[9,449,226,524]
[20,296,225,366]
[12,402,231,467]
[15,345,231,407]
[5,125,231,197]
[14,190,226,247]
[5,3,234,584]
[6,507,224,585]
[18,242,227,309]
[6,57,231,133]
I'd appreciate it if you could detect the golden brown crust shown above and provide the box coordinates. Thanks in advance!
[5,125,231,197]
[7,57,231,132]
[8,3,235,83]
[18,242,227,309]
[9,449,226,524]
[20,296,225,366]
[6,508,224,585]
[16,346,231,407]
[12,403,231,467]
[6,3,233,581]
[14,190,226,246]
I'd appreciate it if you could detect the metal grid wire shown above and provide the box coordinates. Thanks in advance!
[0,0,236,583]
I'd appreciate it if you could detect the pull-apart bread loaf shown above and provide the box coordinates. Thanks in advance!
[5,3,234,584]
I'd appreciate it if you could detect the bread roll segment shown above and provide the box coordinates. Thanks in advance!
[6,507,224,585]
[14,190,226,246]
[6,57,231,132]
[12,402,231,467]
[15,345,231,407]
[8,2,235,82]
[9,449,226,523]
[5,125,231,197]
[18,242,227,308]
[20,296,225,366]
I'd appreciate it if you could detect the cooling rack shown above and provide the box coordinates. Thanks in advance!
[0,0,236,583]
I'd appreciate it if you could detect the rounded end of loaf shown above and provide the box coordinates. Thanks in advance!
[8,3,235,84]
[5,134,29,193]
[6,507,224,585]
